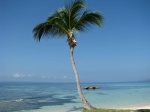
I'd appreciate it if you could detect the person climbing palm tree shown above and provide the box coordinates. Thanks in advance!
[32,0,103,110]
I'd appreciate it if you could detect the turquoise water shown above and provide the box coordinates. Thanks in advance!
[0,82,150,112]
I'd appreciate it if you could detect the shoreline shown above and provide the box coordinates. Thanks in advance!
[2,82,149,112]
[105,105,150,111]
[18,105,150,112]
[120,105,150,110]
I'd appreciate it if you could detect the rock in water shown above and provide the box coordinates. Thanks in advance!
[84,86,100,90]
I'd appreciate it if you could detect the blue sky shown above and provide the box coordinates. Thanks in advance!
[0,0,150,82]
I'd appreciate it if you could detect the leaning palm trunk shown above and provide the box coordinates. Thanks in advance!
[33,0,103,110]
[70,47,96,110]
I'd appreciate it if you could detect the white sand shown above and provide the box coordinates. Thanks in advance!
[121,105,150,110]
[108,104,150,110]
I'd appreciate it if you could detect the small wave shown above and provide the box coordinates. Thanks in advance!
[15,99,23,102]
[0,99,24,103]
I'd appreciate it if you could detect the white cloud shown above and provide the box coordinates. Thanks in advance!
[13,73,32,78]
[13,73,24,78]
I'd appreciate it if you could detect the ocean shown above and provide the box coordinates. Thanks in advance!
[0,81,150,112]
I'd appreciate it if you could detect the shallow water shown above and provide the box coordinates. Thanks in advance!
[0,82,150,112]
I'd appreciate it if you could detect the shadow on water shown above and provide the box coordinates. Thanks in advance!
[67,106,83,112]
[0,94,79,112]
[97,92,108,95]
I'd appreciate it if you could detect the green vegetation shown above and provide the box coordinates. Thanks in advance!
[83,108,150,112]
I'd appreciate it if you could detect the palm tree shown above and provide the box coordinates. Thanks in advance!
[32,0,103,110]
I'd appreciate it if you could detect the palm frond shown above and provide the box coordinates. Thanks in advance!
[64,0,85,30]
[70,0,85,18]
[33,10,70,41]
[32,21,67,41]
[33,22,49,41]
[59,9,70,30]
[74,10,103,31]
[48,10,68,32]
[32,0,104,41]
[70,0,85,29]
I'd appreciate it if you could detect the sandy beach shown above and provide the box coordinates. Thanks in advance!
[121,105,150,110]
